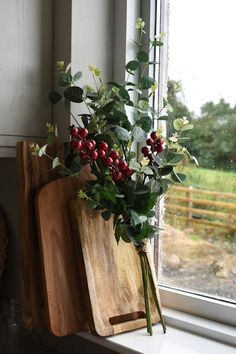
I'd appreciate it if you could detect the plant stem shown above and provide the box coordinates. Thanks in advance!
[145,254,166,333]
[140,253,152,335]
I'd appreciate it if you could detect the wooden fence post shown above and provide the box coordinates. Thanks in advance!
[187,186,193,227]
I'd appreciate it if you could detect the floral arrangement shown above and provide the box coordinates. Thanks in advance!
[33,18,195,335]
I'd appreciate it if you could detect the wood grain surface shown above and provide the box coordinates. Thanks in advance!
[71,199,160,337]
[17,141,64,329]
[35,176,90,336]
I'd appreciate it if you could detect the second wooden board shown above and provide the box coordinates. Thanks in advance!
[71,199,160,337]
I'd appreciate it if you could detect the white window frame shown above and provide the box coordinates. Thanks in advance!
[114,0,236,330]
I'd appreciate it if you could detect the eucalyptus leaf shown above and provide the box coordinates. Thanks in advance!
[139,76,155,90]
[143,166,154,175]
[48,91,62,104]
[136,116,152,132]
[145,180,161,193]
[171,170,186,183]
[138,100,150,112]
[38,144,48,157]
[137,51,149,62]
[64,86,83,103]
[166,152,185,165]
[130,209,148,226]
[101,210,112,221]
[126,60,139,71]
[132,126,146,142]
[73,71,82,81]
[114,126,131,141]
[181,124,194,131]
[52,157,60,169]
[119,87,130,100]
[129,160,141,171]
[58,73,72,86]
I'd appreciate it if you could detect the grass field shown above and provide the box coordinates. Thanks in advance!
[182,166,236,194]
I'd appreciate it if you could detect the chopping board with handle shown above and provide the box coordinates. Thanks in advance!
[70,199,160,337]
[17,141,64,330]
[35,176,90,336]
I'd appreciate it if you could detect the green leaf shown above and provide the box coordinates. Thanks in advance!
[73,71,82,81]
[126,60,139,71]
[152,39,163,47]
[132,126,146,142]
[127,151,136,160]
[181,124,194,131]
[136,116,152,132]
[130,210,148,226]
[58,73,72,86]
[143,166,154,175]
[145,180,161,193]
[114,126,131,141]
[38,144,48,157]
[166,152,185,165]
[64,86,83,103]
[101,210,112,221]
[135,223,157,241]
[138,100,150,112]
[129,160,141,171]
[137,51,149,62]
[159,166,173,176]
[48,91,62,104]
[139,76,155,90]
[52,157,60,169]
[171,170,186,183]
[119,87,130,100]
[173,118,184,130]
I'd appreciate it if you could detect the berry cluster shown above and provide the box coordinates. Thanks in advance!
[69,126,132,182]
[70,127,98,160]
[141,131,164,162]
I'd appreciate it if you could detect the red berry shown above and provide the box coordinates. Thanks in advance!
[104,157,113,166]
[124,167,132,177]
[113,159,120,166]
[146,138,154,146]
[118,160,128,171]
[155,144,163,153]
[98,149,106,159]
[109,150,119,160]
[150,131,158,140]
[70,127,79,136]
[85,141,93,151]
[141,146,150,156]
[156,138,164,145]
[98,141,108,151]
[71,140,83,150]
[89,139,96,148]
[112,172,123,182]
[78,128,88,138]
[90,151,98,160]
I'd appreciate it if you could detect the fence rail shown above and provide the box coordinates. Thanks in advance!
[165,186,236,231]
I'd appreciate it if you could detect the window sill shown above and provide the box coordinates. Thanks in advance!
[77,308,236,354]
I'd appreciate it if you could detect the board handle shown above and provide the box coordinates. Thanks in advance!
[109,311,149,335]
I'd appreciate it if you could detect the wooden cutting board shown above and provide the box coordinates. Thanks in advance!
[70,199,160,337]
[17,141,64,330]
[35,176,90,336]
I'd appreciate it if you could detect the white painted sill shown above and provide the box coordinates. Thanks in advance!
[77,308,236,354]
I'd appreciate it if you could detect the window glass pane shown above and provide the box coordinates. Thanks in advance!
[160,0,236,302]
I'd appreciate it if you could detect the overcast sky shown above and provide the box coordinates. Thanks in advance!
[168,0,236,116]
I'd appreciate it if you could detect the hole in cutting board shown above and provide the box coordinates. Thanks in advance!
[109,311,146,325]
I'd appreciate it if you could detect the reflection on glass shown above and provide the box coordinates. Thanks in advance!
[160,0,236,302]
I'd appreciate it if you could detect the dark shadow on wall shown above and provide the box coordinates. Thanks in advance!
[0,158,20,301]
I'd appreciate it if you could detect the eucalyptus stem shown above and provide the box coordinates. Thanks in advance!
[140,253,152,335]
[145,254,166,334]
